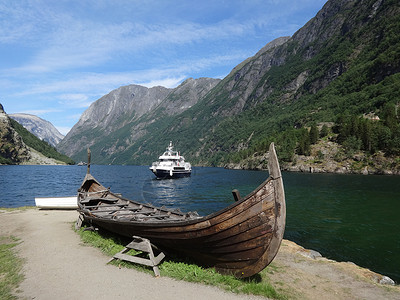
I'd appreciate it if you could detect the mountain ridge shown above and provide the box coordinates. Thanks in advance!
[58,0,400,169]
[9,113,64,147]
[57,77,220,159]
[0,104,74,165]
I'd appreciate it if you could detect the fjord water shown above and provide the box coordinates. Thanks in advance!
[0,165,399,282]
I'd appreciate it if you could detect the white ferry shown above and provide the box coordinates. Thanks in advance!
[150,141,191,178]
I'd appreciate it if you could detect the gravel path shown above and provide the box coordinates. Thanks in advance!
[0,209,263,300]
[1,208,399,300]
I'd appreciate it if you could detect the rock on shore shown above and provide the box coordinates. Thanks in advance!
[225,139,400,175]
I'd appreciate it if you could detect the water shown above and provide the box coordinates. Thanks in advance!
[0,165,399,282]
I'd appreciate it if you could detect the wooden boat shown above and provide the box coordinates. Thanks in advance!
[77,143,285,278]
[35,196,78,209]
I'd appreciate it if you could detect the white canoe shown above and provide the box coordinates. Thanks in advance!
[35,196,78,209]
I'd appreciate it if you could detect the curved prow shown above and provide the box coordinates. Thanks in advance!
[87,148,91,174]
[266,142,286,262]
[226,142,287,278]
[268,142,282,179]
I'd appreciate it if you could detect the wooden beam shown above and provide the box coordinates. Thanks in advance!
[232,189,241,202]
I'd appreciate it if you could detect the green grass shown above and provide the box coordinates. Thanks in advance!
[76,226,287,299]
[0,236,24,300]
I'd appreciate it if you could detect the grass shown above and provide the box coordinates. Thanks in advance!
[76,226,287,299]
[0,236,24,300]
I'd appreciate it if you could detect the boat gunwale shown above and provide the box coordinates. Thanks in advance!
[78,173,274,228]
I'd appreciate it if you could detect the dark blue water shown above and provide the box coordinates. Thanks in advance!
[0,165,399,282]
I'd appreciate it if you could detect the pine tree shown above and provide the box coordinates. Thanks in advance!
[382,103,397,131]
[360,119,373,152]
[309,123,319,144]
[320,124,329,138]
[297,128,311,156]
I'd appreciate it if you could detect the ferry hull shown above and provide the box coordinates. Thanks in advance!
[152,169,191,179]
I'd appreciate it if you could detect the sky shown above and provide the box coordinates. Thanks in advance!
[0,0,327,136]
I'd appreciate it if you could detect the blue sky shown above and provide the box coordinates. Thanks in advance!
[0,0,327,135]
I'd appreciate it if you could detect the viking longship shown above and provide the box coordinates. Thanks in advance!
[77,143,285,278]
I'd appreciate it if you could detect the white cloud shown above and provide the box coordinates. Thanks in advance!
[58,94,92,108]
[139,77,186,89]
[18,108,62,115]
[2,2,260,75]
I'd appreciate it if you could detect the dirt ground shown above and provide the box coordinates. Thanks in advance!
[1,209,399,300]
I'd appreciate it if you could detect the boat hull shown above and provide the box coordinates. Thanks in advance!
[35,196,78,209]
[78,143,285,278]
[151,168,191,179]
[83,180,278,276]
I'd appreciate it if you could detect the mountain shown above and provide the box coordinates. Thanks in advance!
[0,104,74,165]
[9,113,64,147]
[57,77,220,162]
[59,0,400,167]
[0,104,31,164]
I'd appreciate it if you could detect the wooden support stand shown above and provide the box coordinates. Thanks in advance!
[75,214,84,230]
[108,236,165,277]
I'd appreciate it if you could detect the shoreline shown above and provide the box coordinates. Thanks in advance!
[2,162,400,176]
[225,161,400,176]
[1,208,399,299]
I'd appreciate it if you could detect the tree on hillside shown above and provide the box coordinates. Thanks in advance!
[309,123,319,144]
[382,103,398,131]
[297,128,311,156]
[320,124,329,138]
[276,129,297,162]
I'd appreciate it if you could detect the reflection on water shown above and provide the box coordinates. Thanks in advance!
[141,167,268,215]
[283,172,400,282]
[144,177,192,207]
[1,165,399,282]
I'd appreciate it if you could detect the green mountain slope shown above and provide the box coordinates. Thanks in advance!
[10,119,75,165]
[64,0,400,167]
[0,104,74,165]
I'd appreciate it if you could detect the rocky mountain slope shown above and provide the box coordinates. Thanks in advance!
[57,77,220,161]
[9,113,64,147]
[59,0,400,168]
[226,136,400,175]
[0,104,31,164]
[0,104,74,165]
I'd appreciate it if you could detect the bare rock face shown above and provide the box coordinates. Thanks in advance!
[57,78,220,158]
[57,84,170,156]
[9,113,64,147]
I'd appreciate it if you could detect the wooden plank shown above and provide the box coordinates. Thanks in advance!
[126,240,152,253]
[109,236,165,277]
[113,253,155,267]
[152,252,166,265]
[75,214,84,230]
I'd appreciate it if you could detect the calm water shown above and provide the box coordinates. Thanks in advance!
[0,165,399,282]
